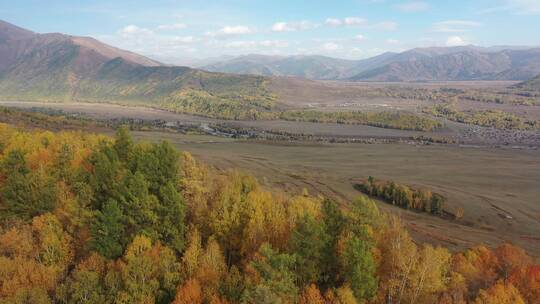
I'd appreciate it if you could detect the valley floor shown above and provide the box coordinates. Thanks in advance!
[0,101,539,255]
[1,100,539,146]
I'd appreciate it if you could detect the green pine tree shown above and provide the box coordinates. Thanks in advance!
[291,214,329,286]
[90,199,125,259]
[113,125,134,163]
[342,236,378,301]
[157,181,186,252]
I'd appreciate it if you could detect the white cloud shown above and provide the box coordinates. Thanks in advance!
[271,21,317,32]
[157,23,187,30]
[120,25,153,35]
[396,2,430,12]
[261,40,289,48]
[121,25,138,34]
[271,22,290,32]
[325,17,398,31]
[221,26,253,35]
[172,36,195,43]
[344,17,368,26]
[431,20,482,33]
[506,0,540,14]
[324,17,395,31]
[324,17,372,28]
[354,34,366,41]
[322,42,341,51]
[224,40,289,49]
[445,36,469,46]
[325,18,343,26]
[483,0,540,15]
[206,25,254,37]
[386,39,400,45]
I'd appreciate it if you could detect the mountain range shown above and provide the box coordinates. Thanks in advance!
[0,18,539,118]
[202,46,540,82]
[0,20,273,119]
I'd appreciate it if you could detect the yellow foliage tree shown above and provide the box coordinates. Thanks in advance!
[299,284,325,304]
[173,278,203,304]
[474,282,525,304]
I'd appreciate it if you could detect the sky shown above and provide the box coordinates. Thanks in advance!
[2,0,540,64]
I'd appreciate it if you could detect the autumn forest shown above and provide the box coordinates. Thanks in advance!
[0,124,538,304]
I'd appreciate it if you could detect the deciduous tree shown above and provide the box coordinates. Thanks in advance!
[474,282,525,304]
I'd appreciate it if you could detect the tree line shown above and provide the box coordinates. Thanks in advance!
[280,110,442,132]
[358,176,453,218]
[0,124,538,303]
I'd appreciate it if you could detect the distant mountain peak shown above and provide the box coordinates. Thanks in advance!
[0,19,161,67]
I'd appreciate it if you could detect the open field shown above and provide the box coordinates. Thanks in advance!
[133,131,540,255]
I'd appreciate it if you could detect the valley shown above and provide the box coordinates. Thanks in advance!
[3,77,540,147]
[1,7,540,302]
[1,101,539,256]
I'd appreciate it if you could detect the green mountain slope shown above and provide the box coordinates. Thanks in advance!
[0,20,276,119]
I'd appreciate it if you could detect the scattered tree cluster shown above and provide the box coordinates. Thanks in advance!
[359,176,448,217]
[426,103,540,130]
[0,124,538,303]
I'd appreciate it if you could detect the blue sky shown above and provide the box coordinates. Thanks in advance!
[2,0,540,63]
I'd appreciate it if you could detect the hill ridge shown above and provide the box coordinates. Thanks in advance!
[203,46,540,82]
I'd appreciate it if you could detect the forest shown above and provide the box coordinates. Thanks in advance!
[0,124,538,304]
